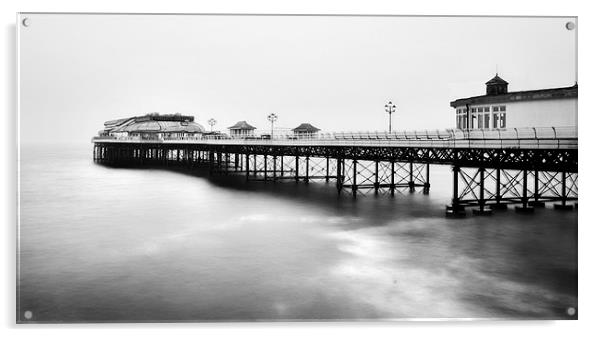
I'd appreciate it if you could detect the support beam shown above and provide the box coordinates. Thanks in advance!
[264,154,268,182]
[245,154,250,181]
[408,162,415,192]
[280,156,284,177]
[473,167,492,215]
[423,163,430,194]
[374,160,379,193]
[516,169,534,213]
[390,161,395,195]
[295,156,299,183]
[554,171,574,210]
[352,159,358,197]
[336,158,343,194]
[273,155,277,182]
[490,168,507,210]
[304,156,309,183]
[529,170,545,207]
[446,165,466,217]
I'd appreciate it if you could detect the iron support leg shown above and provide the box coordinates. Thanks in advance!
[409,162,415,192]
[529,170,545,207]
[336,158,343,194]
[273,156,277,182]
[491,168,507,210]
[479,167,485,211]
[245,154,250,181]
[352,159,358,197]
[305,156,309,183]
[263,155,268,182]
[446,165,466,217]
[554,171,574,210]
[295,156,299,182]
[561,171,567,206]
[423,163,430,194]
[390,161,395,195]
[374,160,379,193]
[473,167,492,215]
[516,169,534,213]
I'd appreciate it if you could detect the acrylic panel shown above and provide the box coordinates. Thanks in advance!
[17,13,577,323]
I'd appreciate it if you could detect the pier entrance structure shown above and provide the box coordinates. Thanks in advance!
[451,75,578,131]
[92,126,577,216]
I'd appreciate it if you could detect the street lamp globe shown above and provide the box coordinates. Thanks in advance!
[384,101,396,133]
[267,113,278,138]
[208,118,217,132]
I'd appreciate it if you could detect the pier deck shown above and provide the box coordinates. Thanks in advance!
[92,127,578,216]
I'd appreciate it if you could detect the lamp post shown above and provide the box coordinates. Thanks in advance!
[207,118,216,132]
[384,101,396,133]
[267,113,278,139]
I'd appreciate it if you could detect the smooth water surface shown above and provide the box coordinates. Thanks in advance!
[18,144,577,321]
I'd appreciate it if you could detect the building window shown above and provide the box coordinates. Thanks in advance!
[456,108,469,129]
[456,109,462,129]
[491,106,507,128]
[469,106,493,129]
[493,112,507,128]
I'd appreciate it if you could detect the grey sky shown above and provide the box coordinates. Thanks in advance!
[18,14,576,144]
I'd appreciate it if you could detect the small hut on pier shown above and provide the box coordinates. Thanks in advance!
[228,121,256,138]
[100,113,205,140]
[292,123,320,138]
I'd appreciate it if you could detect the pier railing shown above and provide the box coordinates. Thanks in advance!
[92,126,577,149]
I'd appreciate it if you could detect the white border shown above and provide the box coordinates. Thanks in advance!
[3,0,601,336]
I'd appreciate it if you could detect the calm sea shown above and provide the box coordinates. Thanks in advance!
[17,144,577,322]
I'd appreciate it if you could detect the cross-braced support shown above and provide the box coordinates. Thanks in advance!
[92,142,576,217]
[337,159,431,196]
[446,165,578,216]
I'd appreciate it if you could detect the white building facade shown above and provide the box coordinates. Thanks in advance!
[450,75,577,130]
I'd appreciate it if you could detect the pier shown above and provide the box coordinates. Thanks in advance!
[92,127,578,216]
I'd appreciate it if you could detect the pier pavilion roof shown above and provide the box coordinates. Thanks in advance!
[228,121,256,130]
[105,113,205,133]
[292,123,320,133]
[450,83,578,108]
[485,74,509,86]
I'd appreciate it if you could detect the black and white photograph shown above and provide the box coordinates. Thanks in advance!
[15,12,579,324]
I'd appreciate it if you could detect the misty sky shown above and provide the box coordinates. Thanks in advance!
[18,14,576,144]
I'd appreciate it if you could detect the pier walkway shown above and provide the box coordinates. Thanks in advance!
[93,127,578,216]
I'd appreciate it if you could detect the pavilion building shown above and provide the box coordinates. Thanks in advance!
[450,74,577,130]
[292,123,321,138]
[99,113,205,140]
[228,121,256,138]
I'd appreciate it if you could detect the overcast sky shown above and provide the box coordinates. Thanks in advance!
[19,14,576,144]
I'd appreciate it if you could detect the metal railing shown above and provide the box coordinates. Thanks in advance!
[92,126,578,150]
